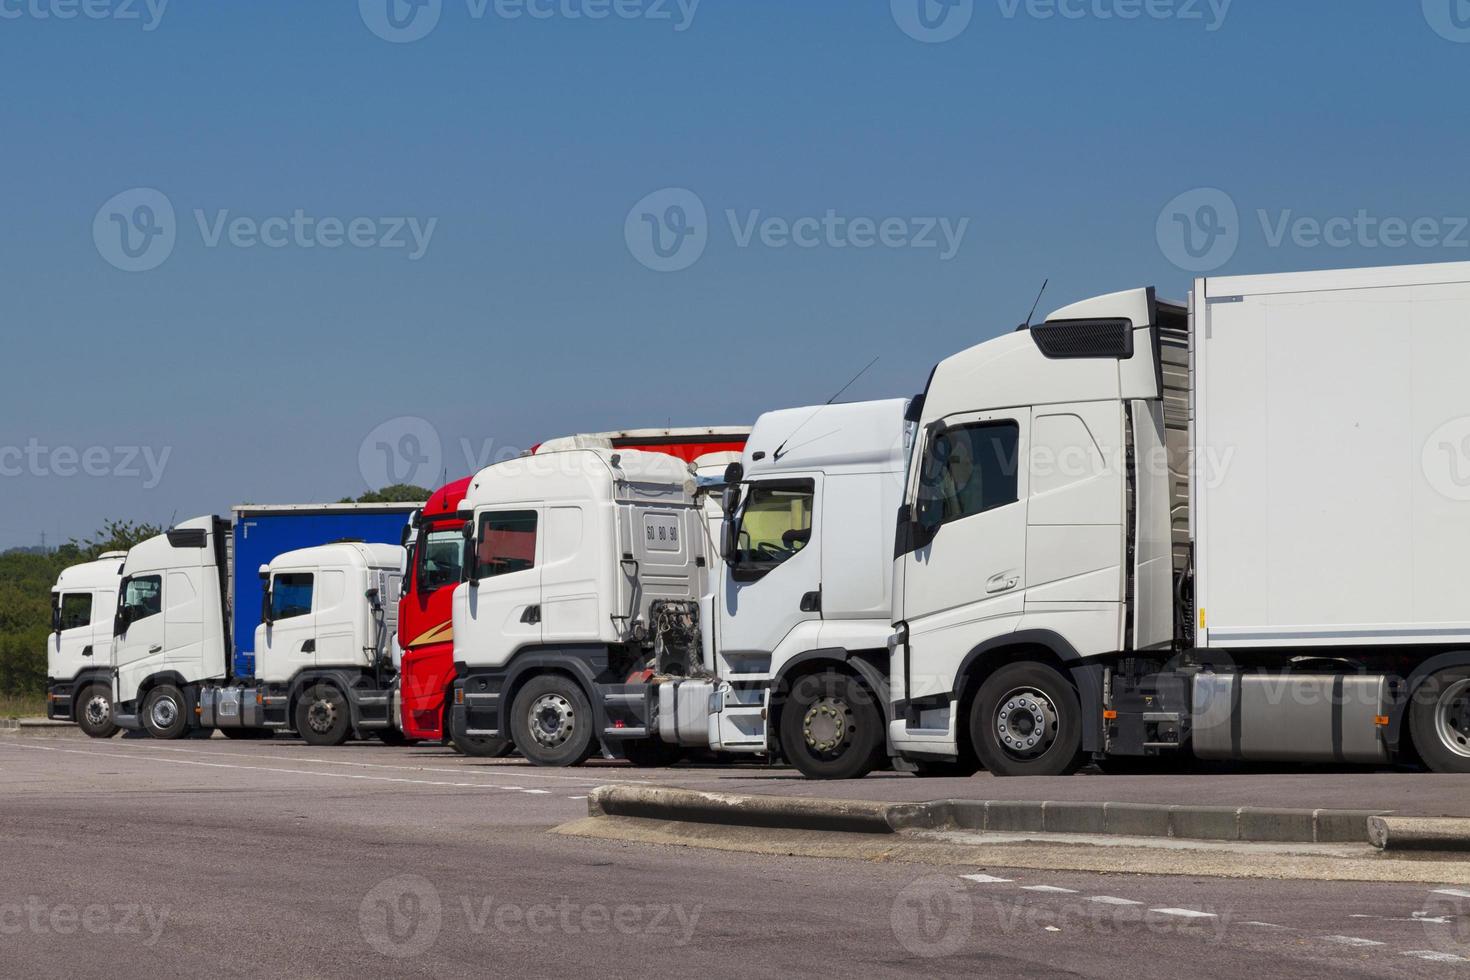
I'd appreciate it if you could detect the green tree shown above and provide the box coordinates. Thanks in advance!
[341,484,432,504]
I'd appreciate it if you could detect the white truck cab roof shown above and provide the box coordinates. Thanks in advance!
[462,448,697,511]
[265,541,403,574]
[740,399,912,479]
[53,552,126,593]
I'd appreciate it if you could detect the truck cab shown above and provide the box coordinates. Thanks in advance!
[46,551,127,737]
[448,401,911,776]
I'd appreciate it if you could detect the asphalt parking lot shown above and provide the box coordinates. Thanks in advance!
[3,731,1469,978]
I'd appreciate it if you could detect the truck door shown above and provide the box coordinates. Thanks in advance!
[717,476,822,671]
[114,573,166,682]
[463,509,543,667]
[50,590,98,681]
[261,572,318,677]
[899,410,1031,704]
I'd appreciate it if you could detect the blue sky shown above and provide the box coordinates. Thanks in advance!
[2,0,1468,548]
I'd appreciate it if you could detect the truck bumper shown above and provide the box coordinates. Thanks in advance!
[452,675,505,740]
[45,679,73,721]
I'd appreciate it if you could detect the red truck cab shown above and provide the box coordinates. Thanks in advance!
[396,429,750,750]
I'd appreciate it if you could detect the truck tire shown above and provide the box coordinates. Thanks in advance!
[1409,667,1470,774]
[452,733,513,758]
[75,685,119,739]
[142,684,190,740]
[779,672,886,780]
[508,675,595,767]
[294,685,351,747]
[970,663,1085,777]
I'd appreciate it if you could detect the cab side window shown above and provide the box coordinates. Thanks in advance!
[122,575,163,622]
[271,574,314,621]
[419,529,465,590]
[60,593,93,630]
[734,480,815,576]
[917,421,1020,527]
[477,511,538,579]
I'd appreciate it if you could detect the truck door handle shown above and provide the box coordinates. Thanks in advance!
[985,572,1021,594]
[81,646,93,658]
[520,606,541,625]
[302,639,316,653]
[800,590,822,613]
[148,645,163,654]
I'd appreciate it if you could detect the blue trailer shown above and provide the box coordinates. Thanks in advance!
[229,504,418,677]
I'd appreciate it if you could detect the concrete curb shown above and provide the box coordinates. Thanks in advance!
[1368,816,1470,851]
[587,786,1406,845]
[0,717,74,732]
[587,786,932,835]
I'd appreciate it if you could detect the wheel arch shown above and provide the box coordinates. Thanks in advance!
[952,630,1105,755]
[770,647,890,755]
[1390,650,1470,756]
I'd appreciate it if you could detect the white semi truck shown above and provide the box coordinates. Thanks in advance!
[883,260,1470,776]
[45,551,128,738]
[112,516,406,744]
[449,399,911,776]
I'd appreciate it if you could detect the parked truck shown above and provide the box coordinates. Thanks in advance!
[110,504,417,743]
[45,551,127,737]
[880,260,1470,777]
[448,401,910,776]
[397,427,748,755]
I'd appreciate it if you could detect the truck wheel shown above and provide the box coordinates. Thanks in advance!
[75,685,119,739]
[452,734,513,758]
[141,685,190,740]
[779,672,885,780]
[1409,667,1470,774]
[294,685,351,747]
[508,675,595,767]
[970,663,1085,777]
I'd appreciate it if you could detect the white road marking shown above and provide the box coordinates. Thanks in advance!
[523,789,550,795]
[1087,896,1143,906]
[1431,888,1470,899]
[28,740,628,786]
[1403,950,1470,964]
[1150,908,1216,919]
[1022,885,1078,894]
[1321,936,1385,947]
[569,795,588,800]
[1241,922,1290,929]
[961,874,1013,884]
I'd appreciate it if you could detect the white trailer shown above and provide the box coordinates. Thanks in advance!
[450,400,912,776]
[112,517,405,744]
[45,552,127,737]
[886,260,1470,776]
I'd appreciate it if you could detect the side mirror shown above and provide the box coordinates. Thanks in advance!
[720,515,738,565]
[261,588,274,626]
[51,597,62,634]
[720,483,742,517]
[114,604,133,636]
[365,587,381,612]
[399,523,413,549]
[463,520,480,588]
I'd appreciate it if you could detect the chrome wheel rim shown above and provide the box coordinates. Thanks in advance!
[83,695,110,727]
[1434,678,1470,759]
[529,693,575,749]
[994,687,1059,760]
[306,698,339,734]
[149,696,178,730]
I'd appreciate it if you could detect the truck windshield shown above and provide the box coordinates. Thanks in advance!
[418,529,466,590]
